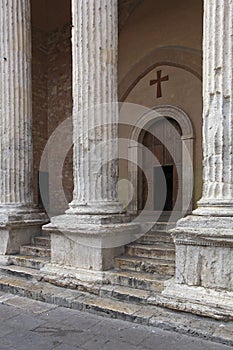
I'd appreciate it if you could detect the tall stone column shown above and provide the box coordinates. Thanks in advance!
[163,0,233,319]
[195,0,233,216]
[43,0,139,274]
[0,0,47,258]
[68,0,123,215]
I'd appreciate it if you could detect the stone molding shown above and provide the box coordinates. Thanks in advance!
[128,105,194,214]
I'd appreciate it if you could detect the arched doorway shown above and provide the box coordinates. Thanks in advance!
[138,118,182,213]
[128,105,194,216]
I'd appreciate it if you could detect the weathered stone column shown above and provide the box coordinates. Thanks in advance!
[68,0,123,215]
[0,0,47,258]
[43,0,139,274]
[163,0,233,319]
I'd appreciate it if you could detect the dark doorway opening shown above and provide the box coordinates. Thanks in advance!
[153,165,173,211]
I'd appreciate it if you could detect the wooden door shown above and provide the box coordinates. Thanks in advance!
[139,118,182,212]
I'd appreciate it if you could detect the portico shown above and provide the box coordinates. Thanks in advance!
[0,0,233,321]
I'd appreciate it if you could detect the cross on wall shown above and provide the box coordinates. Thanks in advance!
[150,70,169,98]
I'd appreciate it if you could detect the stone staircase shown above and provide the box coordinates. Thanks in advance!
[0,222,176,311]
[10,233,51,270]
[0,222,233,342]
[112,222,176,291]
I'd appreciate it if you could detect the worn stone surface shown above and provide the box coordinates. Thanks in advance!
[68,0,122,215]
[0,279,232,347]
[0,0,47,256]
[168,0,233,314]
[44,0,142,271]
[194,0,233,216]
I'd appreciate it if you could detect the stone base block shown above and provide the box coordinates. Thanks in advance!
[162,278,233,320]
[172,215,233,291]
[0,208,48,255]
[43,214,141,271]
[41,263,109,285]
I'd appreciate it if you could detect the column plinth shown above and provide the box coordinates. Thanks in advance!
[163,0,233,319]
[0,0,47,258]
[43,0,140,272]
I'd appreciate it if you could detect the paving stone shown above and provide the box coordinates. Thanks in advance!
[0,303,20,321]
[2,295,58,314]
[141,329,232,350]
[4,331,61,350]
[212,323,233,343]
[53,344,84,350]
[0,300,232,350]
[32,323,95,347]
[82,337,145,350]
[36,305,83,322]
[90,321,148,346]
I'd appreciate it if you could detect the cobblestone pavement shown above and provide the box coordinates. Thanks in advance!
[0,292,232,350]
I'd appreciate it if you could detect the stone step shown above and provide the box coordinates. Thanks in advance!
[110,270,170,291]
[0,265,41,279]
[33,235,51,247]
[138,231,174,245]
[0,273,230,346]
[20,245,51,258]
[10,255,49,270]
[125,243,175,259]
[115,255,175,275]
[100,284,152,304]
[149,222,176,232]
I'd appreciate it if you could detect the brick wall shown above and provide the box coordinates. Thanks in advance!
[32,27,48,204]
[47,24,73,214]
[32,23,73,214]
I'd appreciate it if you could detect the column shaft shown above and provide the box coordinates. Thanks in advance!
[163,0,233,314]
[0,0,33,207]
[196,0,233,214]
[69,0,122,214]
[0,0,47,257]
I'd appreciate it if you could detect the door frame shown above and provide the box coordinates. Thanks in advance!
[128,105,194,215]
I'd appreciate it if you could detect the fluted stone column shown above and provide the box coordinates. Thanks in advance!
[43,0,139,273]
[195,0,233,216]
[0,0,47,258]
[68,0,123,215]
[163,0,233,318]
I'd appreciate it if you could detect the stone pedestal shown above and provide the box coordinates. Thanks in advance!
[43,0,140,272]
[44,214,139,271]
[163,0,233,318]
[0,0,47,259]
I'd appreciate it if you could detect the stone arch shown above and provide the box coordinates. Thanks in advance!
[128,105,194,214]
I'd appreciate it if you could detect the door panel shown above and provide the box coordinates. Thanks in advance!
[140,118,182,211]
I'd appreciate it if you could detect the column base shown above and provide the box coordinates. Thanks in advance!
[171,214,233,291]
[0,206,48,255]
[159,213,233,320]
[43,213,141,271]
[193,199,233,216]
[162,278,233,320]
[67,201,125,215]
